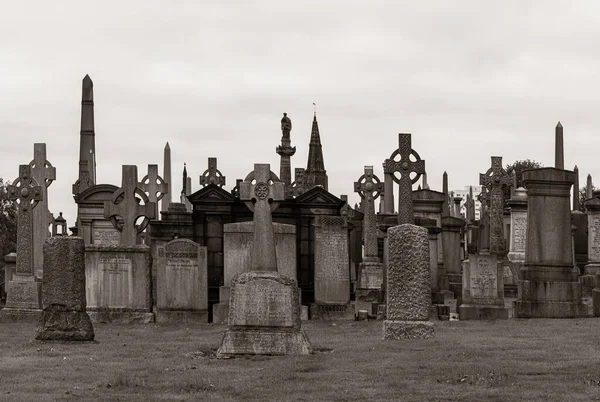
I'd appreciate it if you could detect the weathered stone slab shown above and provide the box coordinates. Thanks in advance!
[36,237,94,341]
[92,221,121,246]
[459,253,508,320]
[314,216,349,305]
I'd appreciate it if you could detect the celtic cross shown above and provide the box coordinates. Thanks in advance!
[354,166,383,261]
[139,164,168,217]
[104,165,156,246]
[239,164,284,272]
[8,165,43,276]
[199,157,226,187]
[479,156,512,255]
[291,168,306,197]
[383,133,425,224]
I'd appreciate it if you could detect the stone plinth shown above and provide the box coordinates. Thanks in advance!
[85,245,154,323]
[36,237,94,341]
[459,253,508,320]
[156,239,208,323]
[514,168,587,318]
[0,275,42,321]
[441,216,464,298]
[217,271,311,356]
[383,224,434,340]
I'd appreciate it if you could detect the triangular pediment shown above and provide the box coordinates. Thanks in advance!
[188,183,235,203]
[295,186,343,206]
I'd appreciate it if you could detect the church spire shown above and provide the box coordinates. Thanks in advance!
[304,110,328,191]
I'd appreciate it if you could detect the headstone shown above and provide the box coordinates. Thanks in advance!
[383,134,425,224]
[1,165,43,320]
[217,164,311,356]
[311,215,353,319]
[459,253,508,319]
[506,187,528,297]
[383,224,434,339]
[442,215,464,298]
[139,164,168,218]
[155,239,208,323]
[29,143,56,279]
[199,157,226,187]
[479,156,512,255]
[514,168,587,318]
[354,166,384,313]
[35,237,94,341]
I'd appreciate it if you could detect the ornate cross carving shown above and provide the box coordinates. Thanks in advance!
[239,164,284,272]
[383,133,425,224]
[8,165,43,276]
[479,157,512,255]
[139,164,168,217]
[354,166,383,261]
[104,165,156,246]
[199,157,226,187]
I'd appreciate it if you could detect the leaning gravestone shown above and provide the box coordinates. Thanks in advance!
[0,165,43,321]
[155,238,208,323]
[459,253,508,320]
[85,165,156,323]
[217,163,311,356]
[311,215,352,320]
[383,224,434,339]
[36,237,94,341]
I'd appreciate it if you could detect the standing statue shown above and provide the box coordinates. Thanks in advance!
[281,113,292,140]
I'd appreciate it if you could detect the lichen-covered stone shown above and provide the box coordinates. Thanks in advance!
[383,320,434,340]
[386,224,431,321]
[36,237,94,341]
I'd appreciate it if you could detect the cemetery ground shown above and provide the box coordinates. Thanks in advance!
[2,319,600,402]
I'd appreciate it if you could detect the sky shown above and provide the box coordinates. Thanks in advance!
[2,1,600,227]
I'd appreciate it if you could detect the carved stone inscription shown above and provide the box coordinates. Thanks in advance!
[230,278,294,327]
[469,255,497,299]
[589,214,600,262]
[511,213,527,253]
[98,256,132,308]
[314,216,349,304]
[92,227,121,246]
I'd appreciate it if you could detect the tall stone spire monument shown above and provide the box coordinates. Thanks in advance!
[73,75,96,195]
[276,113,296,198]
[304,110,328,191]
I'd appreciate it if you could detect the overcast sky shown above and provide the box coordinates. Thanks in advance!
[2,1,600,227]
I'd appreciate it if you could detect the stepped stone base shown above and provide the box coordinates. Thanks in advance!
[155,310,207,324]
[218,328,312,356]
[458,304,508,320]
[36,309,94,341]
[88,310,155,324]
[383,320,434,340]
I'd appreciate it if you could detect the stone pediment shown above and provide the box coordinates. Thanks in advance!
[412,189,446,202]
[295,186,343,207]
[74,184,118,204]
[188,183,236,204]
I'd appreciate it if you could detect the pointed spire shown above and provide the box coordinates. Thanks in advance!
[304,109,328,191]
[165,141,170,150]
[74,74,96,195]
[555,121,564,169]
[573,165,580,211]
[442,171,449,216]
[161,141,172,213]
[587,174,593,200]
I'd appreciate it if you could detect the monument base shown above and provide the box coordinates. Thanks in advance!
[88,310,155,324]
[0,308,41,322]
[155,310,208,324]
[383,320,434,340]
[458,304,508,320]
[584,263,600,276]
[310,303,354,320]
[217,328,312,356]
[579,275,596,297]
[513,300,588,318]
[35,308,95,341]
[354,289,380,316]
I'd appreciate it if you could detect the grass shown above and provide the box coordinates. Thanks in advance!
[1,319,600,401]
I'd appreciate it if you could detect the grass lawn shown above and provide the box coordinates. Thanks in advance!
[1,318,600,401]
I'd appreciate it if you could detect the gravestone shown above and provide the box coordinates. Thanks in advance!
[29,143,56,279]
[514,168,587,318]
[199,157,226,187]
[36,237,94,341]
[582,192,600,296]
[139,164,168,218]
[383,224,434,339]
[212,222,296,324]
[217,164,311,356]
[442,215,464,298]
[459,253,508,319]
[354,166,384,313]
[383,134,425,224]
[86,166,155,323]
[311,215,352,319]
[479,157,512,256]
[156,239,208,323]
[1,165,43,320]
[506,187,528,296]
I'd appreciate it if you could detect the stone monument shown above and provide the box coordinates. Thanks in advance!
[276,113,296,198]
[479,156,512,256]
[36,237,94,341]
[217,164,311,356]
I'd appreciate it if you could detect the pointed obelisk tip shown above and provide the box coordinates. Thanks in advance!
[82,74,93,87]
[574,165,578,171]
[165,142,170,150]
[556,121,562,128]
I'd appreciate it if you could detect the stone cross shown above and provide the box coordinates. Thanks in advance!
[383,133,425,224]
[354,166,384,261]
[104,165,156,246]
[479,156,512,255]
[291,168,306,197]
[239,164,284,272]
[199,157,226,187]
[139,164,168,217]
[8,165,43,276]
[339,195,355,226]
[231,179,243,198]
[29,143,56,277]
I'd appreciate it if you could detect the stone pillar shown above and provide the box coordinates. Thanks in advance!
[36,237,94,341]
[383,172,394,214]
[441,216,464,298]
[514,168,587,318]
[383,224,434,339]
[506,187,527,296]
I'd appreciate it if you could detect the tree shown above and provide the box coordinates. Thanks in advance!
[579,184,597,212]
[505,159,544,189]
[0,178,18,290]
